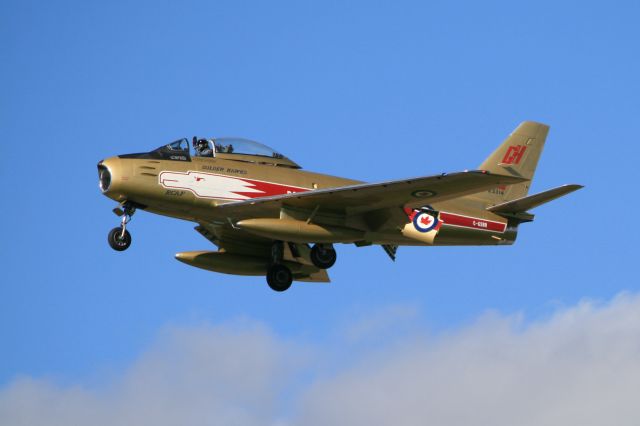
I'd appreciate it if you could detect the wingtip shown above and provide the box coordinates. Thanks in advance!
[563,184,585,190]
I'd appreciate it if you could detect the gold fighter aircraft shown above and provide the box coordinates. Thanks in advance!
[98,121,582,291]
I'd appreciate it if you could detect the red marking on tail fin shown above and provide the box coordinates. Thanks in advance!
[502,145,527,165]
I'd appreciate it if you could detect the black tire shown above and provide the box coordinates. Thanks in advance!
[108,227,132,251]
[266,264,293,292]
[310,244,337,269]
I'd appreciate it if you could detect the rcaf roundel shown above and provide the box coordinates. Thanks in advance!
[413,211,439,233]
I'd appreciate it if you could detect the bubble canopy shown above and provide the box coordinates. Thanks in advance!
[213,137,285,159]
[157,137,299,167]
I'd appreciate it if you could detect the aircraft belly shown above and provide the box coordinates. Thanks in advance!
[365,226,509,247]
[433,224,516,246]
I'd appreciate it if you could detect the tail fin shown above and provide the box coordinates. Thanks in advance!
[477,121,549,205]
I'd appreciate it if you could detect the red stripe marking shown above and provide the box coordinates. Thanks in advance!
[198,171,310,199]
[233,178,309,198]
[440,212,506,233]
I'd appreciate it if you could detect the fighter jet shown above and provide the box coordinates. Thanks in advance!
[98,121,582,291]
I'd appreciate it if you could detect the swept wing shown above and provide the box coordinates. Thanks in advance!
[216,170,526,218]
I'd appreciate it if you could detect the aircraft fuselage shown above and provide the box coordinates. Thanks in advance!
[99,154,517,247]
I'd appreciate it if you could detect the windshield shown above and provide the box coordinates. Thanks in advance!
[213,138,285,159]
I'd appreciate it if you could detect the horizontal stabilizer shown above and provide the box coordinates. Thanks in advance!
[487,184,583,214]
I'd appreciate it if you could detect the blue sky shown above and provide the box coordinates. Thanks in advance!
[1,1,640,423]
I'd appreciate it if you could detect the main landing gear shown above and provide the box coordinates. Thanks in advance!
[265,242,338,292]
[266,242,292,292]
[107,202,136,251]
[310,244,337,269]
[266,264,293,292]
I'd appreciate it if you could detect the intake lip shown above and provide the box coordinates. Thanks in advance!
[98,164,111,193]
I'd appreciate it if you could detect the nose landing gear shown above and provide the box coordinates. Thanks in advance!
[107,202,136,251]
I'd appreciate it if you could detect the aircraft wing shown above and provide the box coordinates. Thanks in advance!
[216,170,526,218]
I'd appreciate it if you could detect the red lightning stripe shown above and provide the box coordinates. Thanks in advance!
[231,178,309,198]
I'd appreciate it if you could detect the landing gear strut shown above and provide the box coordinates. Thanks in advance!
[266,241,293,292]
[107,202,136,251]
[310,244,337,269]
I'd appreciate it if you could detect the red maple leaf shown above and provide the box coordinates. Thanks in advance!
[420,215,433,226]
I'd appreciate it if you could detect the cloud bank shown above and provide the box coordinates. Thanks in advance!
[2,294,640,426]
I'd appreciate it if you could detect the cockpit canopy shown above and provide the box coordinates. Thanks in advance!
[147,137,300,168]
[213,138,286,159]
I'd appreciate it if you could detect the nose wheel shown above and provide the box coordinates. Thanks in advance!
[108,227,132,251]
[107,202,136,252]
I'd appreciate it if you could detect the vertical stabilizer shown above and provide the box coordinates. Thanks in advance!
[477,121,549,204]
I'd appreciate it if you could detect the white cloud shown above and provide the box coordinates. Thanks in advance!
[339,304,421,343]
[0,323,305,426]
[2,294,640,426]
[296,294,640,426]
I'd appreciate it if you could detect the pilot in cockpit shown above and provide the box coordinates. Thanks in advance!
[193,137,213,157]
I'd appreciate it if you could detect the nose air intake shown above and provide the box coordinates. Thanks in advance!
[98,162,111,193]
